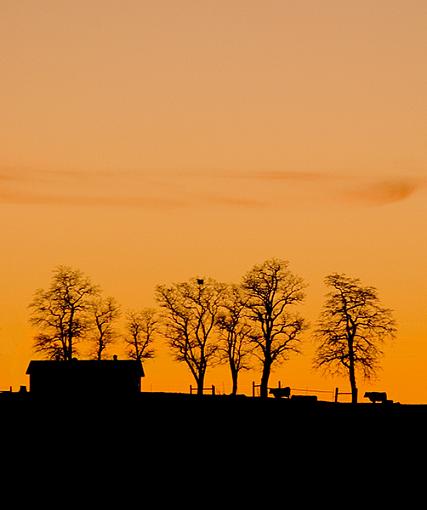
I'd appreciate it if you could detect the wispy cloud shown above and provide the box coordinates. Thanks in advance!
[0,167,265,210]
[344,178,423,206]
[0,166,424,210]
[252,170,334,182]
[0,168,39,182]
[0,189,187,209]
[202,195,267,208]
[251,171,425,206]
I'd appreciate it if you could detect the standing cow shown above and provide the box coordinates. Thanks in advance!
[364,391,387,403]
[269,386,291,399]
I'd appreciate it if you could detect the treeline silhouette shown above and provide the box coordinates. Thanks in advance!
[28,258,396,403]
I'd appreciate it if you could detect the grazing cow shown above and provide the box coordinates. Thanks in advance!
[269,386,291,399]
[364,391,387,403]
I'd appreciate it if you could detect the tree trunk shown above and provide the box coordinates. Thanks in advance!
[259,361,271,398]
[197,371,205,395]
[66,342,72,361]
[231,368,238,396]
[349,352,358,404]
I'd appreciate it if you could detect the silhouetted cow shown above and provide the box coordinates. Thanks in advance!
[269,386,291,399]
[364,391,387,403]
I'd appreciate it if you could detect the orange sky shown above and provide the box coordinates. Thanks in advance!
[0,1,426,403]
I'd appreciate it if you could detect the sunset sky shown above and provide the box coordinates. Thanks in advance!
[1,1,426,403]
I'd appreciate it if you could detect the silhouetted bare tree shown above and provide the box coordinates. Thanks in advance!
[124,309,157,361]
[29,265,99,360]
[90,296,121,360]
[313,273,397,404]
[156,277,227,395]
[241,258,307,398]
[216,285,254,395]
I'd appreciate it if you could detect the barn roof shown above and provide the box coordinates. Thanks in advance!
[26,359,145,377]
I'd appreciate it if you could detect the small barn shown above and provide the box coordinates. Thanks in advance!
[26,358,145,396]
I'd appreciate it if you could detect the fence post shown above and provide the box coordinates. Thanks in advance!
[252,381,255,397]
[212,385,215,395]
[335,387,339,403]
[278,381,281,389]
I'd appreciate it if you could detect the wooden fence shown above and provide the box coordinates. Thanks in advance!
[189,384,216,395]
[253,381,353,402]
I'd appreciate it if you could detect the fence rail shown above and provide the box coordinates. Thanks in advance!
[189,384,216,395]
[334,387,355,402]
[252,381,352,402]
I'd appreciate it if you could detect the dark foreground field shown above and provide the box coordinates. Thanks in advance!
[2,391,427,435]
[1,391,425,489]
